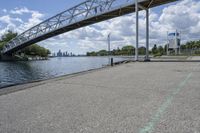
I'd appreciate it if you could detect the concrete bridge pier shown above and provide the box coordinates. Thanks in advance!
[135,0,139,61]
[145,9,150,61]
[135,0,150,61]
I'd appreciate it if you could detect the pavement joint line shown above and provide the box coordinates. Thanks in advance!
[139,72,193,133]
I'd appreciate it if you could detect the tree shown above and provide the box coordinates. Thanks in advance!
[180,44,186,49]
[21,44,51,57]
[1,30,17,42]
[97,50,107,56]
[86,51,97,56]
[116,47,121,55]
[0,30,51,57]
[0,31,17,51]
[0,42,5,51]
[152,44,158,54]
[164,44,168,54]
[121,45,134,55]
[47,50,51,55]
[138,46,146,55]
[158,46,164,55]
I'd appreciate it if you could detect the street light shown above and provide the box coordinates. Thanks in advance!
[107,33,113,66]
[108,33,111,56]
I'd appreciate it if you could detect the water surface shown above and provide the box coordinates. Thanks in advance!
[0,57,128,88]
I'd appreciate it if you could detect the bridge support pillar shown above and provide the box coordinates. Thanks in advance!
[135,1,150,62]
[135,0,139,61]
[145,8,150,61]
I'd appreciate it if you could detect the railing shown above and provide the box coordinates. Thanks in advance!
[2,0,134,54]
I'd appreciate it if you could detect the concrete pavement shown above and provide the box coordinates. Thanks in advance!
[0,62,200,133]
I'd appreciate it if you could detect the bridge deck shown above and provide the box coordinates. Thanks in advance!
[2,0,178,54]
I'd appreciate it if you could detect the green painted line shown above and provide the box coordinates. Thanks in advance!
[139,72,193,133]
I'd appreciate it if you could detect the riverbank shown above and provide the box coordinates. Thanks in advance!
[0,54,48,61]
[0,57,131,89]
[0,64,109,96]
[0,61,200,132]
[1,56,200,89]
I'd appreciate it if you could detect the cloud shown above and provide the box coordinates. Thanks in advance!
[0,15,12,24]
[0,7,44,39]
[10,7,36,15]
[17,11,44,33]
[2,9,7,13]
[0,15,17,30]
[0,7,44,33]
[157,0,200,42]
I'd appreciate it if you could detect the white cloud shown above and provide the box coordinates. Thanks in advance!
[2,9,7,13]
[0,15,12,24]
[156,0,200,42]
[0,15,16,30]
[0,7,44,38]
[10,7,35,15]
[17,11,44,33]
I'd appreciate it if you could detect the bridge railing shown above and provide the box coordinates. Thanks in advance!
[2,0,135,54]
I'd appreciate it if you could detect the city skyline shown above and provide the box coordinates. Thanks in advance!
[53,50,75,57]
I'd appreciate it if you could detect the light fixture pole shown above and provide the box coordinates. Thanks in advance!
[107,33,113,66]
[108,33,111,57]
[145,8,150,61]
[135,0,139,61]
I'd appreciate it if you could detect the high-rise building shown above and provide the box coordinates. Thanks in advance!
[57,50,62,57]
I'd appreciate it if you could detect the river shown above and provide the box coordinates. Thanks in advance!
[0,57,129,88]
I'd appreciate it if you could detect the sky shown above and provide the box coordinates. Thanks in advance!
[0,0,200,54]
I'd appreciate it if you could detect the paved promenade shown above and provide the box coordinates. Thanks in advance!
[0,62,200,133]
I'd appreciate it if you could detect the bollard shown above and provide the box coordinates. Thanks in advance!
[111,58,113,66]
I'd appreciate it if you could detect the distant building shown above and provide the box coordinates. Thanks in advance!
[167,30,181,55]
[52,53,56,57]
[57,50,62,57]
[65,51,69,56]
[62,51,69,57]
[56,50,75,57]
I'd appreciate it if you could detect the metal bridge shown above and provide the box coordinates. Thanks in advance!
[1,0,178,60]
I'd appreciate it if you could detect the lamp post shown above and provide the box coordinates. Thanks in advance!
[108,33,111,56]
[135,0,139,61]
[107,33,113,66]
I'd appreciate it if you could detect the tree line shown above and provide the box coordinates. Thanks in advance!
[87,45,156,56]
[0,31,51,57]
[87,45,145,56]
[87,40,200,56]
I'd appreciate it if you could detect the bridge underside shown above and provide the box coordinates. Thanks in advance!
[2,0,178,59]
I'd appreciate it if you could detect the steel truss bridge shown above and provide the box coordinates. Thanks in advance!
[1,0,178,60]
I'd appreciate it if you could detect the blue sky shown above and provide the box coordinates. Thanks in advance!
[0,0,80,15]
[0,0,200,54]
